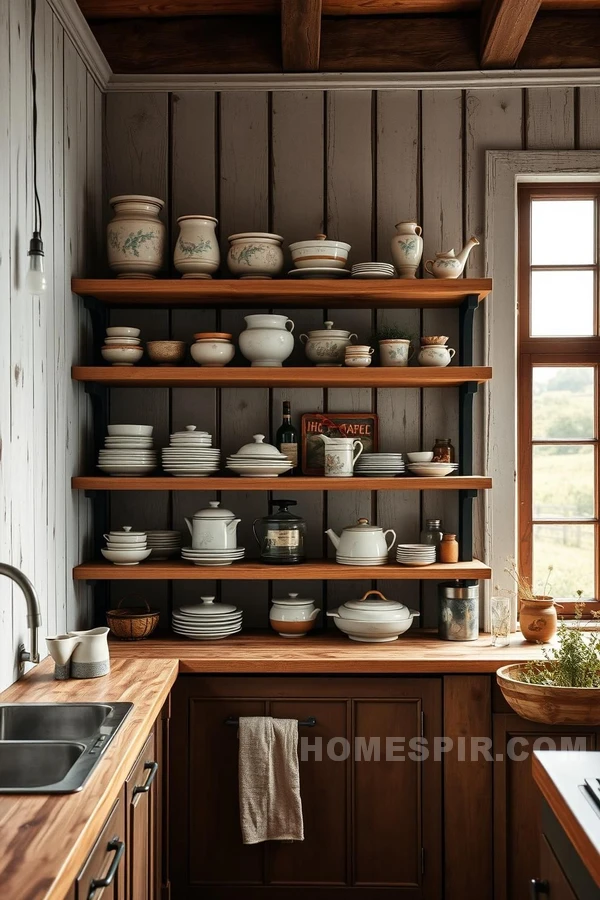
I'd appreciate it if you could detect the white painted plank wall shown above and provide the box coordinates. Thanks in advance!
[0,0,98,690]
[99,85,597,631]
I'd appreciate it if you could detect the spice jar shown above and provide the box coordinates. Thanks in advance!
[432,437,455,463]
[439,534,459,563]
[252,499,306,565]
[420,518,443,560]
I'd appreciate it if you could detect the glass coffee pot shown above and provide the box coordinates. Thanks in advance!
[253,499,306,565]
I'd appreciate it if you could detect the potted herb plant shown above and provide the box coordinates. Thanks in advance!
[374,325,414,367]
[497,606,600,725]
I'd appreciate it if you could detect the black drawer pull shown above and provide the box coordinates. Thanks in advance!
[225,716,317,727]
[87,838,125,900]
[133,760,159,795]
[530,878,550,898]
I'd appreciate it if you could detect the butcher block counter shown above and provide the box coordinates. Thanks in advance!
[109,629,550,673]
[0,656,178,900]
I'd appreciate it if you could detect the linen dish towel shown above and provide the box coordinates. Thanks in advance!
[238,716,304,845]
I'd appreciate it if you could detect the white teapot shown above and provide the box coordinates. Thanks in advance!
[319,433,363,477]
[325,518,396,564]
[424,236,479,279]
[185,501,241,550]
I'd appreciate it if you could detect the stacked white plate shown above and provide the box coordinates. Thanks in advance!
[354,452,405,477]
[171,597,243,640]
[396,543,437,567]
[146,530,182,560]
[181,546,245,567]
[336,554,389,567]
[161,424,221,477]
[351,262,395,279]
[226,433,292,478]
[287,267,350,279]
[407,462,459,477]
[98,424,157,476]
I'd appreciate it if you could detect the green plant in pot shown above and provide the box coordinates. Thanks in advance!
[373,324,414,368]
[497,605,600,725]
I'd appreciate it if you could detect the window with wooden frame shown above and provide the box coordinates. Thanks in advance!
[518,184,600,614]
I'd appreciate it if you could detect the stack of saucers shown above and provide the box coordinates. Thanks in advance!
[407,461,459,477]
[351,262,395,280]
[226,434,292,478]
[396,544,437,567]
[146,530,182,560]
[101,526,151,566]
[181,546,245,567]
[171,597,243,640]
[98,425,157,476]
[355,452,405,477]
[161,425,221,477]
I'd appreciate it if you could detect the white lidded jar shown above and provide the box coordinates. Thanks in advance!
[184,501,241,550]
[270,593,320,637]
[238,314,295,367]
[107,194,166,279]
[174,215,220,279]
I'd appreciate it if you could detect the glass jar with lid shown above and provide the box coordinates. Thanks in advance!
[252,500,306,564]
[432,437,455,463]
[420,518,443,559]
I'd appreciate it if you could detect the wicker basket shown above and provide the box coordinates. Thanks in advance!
[106,598,160,641]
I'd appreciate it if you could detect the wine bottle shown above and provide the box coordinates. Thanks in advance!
[276,400,299,474]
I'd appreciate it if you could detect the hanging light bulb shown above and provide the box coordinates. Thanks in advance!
[26,231,47,295]
[27,0,46,296]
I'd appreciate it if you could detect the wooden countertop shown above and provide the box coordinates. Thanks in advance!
[109,630,550,674]
[533,751,600,889]
[0,656,178,900]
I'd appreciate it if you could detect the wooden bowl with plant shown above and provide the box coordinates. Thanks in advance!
[497,608,600,725]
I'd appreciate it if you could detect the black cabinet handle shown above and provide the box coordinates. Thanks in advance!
[87,837,125,900]
[133,760,159,795]
[530,878,549,898]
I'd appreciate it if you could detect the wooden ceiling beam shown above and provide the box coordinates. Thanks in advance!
[77,0,480,16]
[281,0,322,71]
[480,0,541,67]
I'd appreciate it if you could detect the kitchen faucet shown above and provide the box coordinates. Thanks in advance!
[0,563,41,664]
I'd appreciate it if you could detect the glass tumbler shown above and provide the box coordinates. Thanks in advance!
[491,596,511,647]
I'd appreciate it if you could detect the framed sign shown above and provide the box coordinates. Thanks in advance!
[301,413,379,475]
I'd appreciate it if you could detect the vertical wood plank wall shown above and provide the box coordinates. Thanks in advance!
[103,85,595,629]
[0,0,99,690]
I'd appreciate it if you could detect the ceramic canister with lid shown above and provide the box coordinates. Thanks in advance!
[299,320,358,366]
[270,593,320,637]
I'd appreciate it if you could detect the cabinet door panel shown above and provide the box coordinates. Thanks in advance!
[76,796,126,900]
[188,699,266,884]
[268,700,350,885]
[493,715,597,900]
[539,834,578,900]
[354,699,422,887]
[126,732,157,900]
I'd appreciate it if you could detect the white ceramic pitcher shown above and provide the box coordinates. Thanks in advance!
[319,434,364,477]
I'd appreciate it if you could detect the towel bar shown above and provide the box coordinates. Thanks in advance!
[224,715,317,727]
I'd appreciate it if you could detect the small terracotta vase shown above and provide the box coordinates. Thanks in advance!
[519,596,558,643]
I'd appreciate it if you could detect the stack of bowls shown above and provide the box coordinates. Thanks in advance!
[354,452,405,477]
[406,451,458,478]
[396,543,437,567]
[288,234,351,279]
[98,425,157,476]
[226,434,293,477]
[101,326,143,366]
[101,526,151,566]
[171,597,243,640]
[351,262,395,280]
[190,332,235,367]
[146,530,182,560]
[161,425,221,477]
[181,545,245,567]
[345,345,374,367]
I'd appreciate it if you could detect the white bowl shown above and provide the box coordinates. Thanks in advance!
[107,424,153,437]
[106,326,141,338]
[406,452,434,463]
[190,340,235,367]
[345,357,372,367]
[101,346,143,366]
[101,548,152,565]
[289,236,351,270]
[327,611,419,642]
[104,337,141,346]
[407,464,455,477]
[104,529,146,543]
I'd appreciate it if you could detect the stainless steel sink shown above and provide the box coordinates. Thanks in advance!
[0,703,132,793]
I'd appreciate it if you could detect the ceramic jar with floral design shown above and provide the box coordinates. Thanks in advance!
[299,321,358,366]
[519,596,559,643]
[391,222,423,279]
[227,232,284,279]
[379,338,414,367]
[107,195,166,279]
[174,215,220,279]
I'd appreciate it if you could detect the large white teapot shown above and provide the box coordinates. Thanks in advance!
[325,518,396,565]
[185,501,241,550]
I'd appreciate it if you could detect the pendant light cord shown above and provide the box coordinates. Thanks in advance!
[30,0,42,237]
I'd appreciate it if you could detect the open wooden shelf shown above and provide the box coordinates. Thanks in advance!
[73,475,492,491]
[72,365,492,388]
[72,277,492,308]
[74,559,491,581]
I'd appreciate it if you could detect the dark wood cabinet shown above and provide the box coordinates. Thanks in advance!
[76,796,126,900]
[125,731,159,900]
[170,675,442,899]
[536,834,578,900]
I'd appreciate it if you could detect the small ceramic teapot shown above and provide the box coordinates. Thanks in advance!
[319,433,363,477]
[185,501,241,550]
[270,593,320,637]
[417,345,456,367]
[325,518,396,564]
[424,236,479,279]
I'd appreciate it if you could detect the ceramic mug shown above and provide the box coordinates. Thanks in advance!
[379,339,414,367]
[324,440,363,477]
[417,346,456,367]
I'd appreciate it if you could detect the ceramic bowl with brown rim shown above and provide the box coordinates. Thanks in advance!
[420,335,449,345]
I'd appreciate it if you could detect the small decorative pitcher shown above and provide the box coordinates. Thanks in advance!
[391,222,423,279]
[320,434,363,477]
